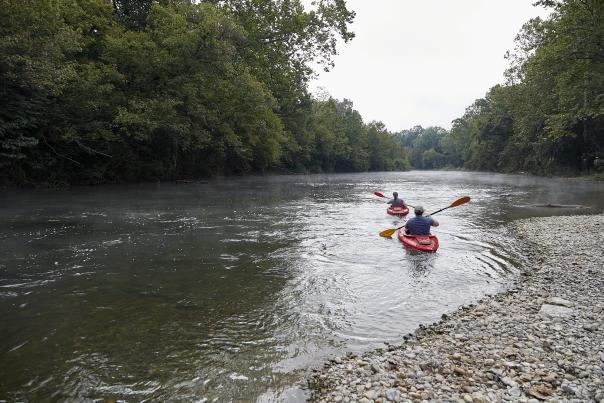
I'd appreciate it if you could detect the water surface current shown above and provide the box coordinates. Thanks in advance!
[1,171,602,401]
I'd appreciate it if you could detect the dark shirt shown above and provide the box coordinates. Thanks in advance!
[405,215,434,235]
[387,198,405,207]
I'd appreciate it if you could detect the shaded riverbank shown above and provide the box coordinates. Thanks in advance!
[309,214,604,402]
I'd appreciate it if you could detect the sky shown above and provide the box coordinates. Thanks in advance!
[309,0,550,131]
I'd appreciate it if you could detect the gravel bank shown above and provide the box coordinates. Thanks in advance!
[309,215,604,403]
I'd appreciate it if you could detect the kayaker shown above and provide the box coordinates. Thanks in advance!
[405,206,439,235]
[387,192,407,208]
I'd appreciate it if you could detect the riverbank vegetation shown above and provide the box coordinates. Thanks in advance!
[0,0,409,185]
[399,0,604,176]
[3,0,601,185]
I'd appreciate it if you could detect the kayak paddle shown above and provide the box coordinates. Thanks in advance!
[378,196,471,238]
[428,196,471,216]
[379,223,406,238]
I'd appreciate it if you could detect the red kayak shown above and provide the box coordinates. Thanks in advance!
[387,206,409,217]
[397,229,439,252]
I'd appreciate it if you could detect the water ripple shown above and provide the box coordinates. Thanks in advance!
[1,171,602,402]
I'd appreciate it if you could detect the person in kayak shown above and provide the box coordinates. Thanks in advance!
[405,206,439,235]
[387,192,407,208]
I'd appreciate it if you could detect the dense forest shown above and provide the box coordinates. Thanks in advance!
[400,0,604,176]
[2,0,602,186]
[0,0,409,185]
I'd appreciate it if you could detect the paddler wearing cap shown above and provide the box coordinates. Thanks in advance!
[386,192,407,208]
[404,206,439,235]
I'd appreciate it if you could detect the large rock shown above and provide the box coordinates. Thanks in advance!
[545,297,573,307]
[538,304,573,319]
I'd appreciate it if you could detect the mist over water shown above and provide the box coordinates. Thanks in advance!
[1,171,602,401]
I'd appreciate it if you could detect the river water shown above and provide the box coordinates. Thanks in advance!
[1,171,602,402]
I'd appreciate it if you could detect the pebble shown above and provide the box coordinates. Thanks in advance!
[453,366,465,376]
[309,215,604,403]
[500,376,518,388]
[384,388,399,401]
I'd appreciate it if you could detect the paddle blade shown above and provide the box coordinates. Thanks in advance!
[374,191,386,198]
[428,196,471,216]
[379,227,397,238]
[449,196,471,208]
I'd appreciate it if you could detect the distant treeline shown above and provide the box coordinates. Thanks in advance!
[400,0,604,175]
[0,0,409,185]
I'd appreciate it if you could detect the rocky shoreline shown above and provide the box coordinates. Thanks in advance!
[309,215,604,403]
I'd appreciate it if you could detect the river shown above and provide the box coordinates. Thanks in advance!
[1,171,602,401]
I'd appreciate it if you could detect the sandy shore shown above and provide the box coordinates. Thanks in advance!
[309,215,604,403]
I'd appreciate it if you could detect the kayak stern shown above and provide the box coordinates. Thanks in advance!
[387,206,409,217]
[397,229,439,252]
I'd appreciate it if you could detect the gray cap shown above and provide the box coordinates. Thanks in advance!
[414,206,424,215]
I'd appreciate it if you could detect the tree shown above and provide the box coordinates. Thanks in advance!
[0,0,115,182]
[0,0,414,185]
[413,0,604,175]
[505,0,604,172]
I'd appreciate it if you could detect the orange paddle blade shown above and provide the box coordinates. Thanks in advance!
[379,224,405,238]
[374,191,386,198]
[428,196,472,216]
[379,227,397,238]
[449,196,471,208]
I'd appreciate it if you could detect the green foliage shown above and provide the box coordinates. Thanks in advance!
[394,126,452,170]
[0,0,109,181]
[402,0,604,175]
[297,97,408,173]
[1,0,407,185]
[366,122,410,171]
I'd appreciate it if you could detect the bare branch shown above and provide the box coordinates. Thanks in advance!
[41,135,83,166]
[74,140,113,158]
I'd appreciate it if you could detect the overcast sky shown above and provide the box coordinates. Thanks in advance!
[309,0,549,131]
